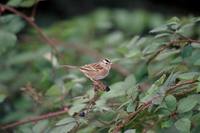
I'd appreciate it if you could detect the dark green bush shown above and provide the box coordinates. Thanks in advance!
[0,1,200,133]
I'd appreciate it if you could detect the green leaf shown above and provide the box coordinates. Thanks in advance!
[156,108,171,116]
[101,75,136,99]
[0,30,17,55]
[6,52,37,65]
[101,82,124,99]
[32,120,48,133]
[181,45,193,58]
[124,129,136,133]
[177,23,194,37]
[155,74,166,86]
[142,42,160,54]
[165,95,177,112]
[125,49,140,58]
[155,50,179,61]
[175,118,191,133]
[197,83,200,93]
[186,94,200,104]
[141,74,166,103]
[0,15,25,33]
[161,119,173,128]
[177,96,198,113]
[45,84,61,96]
[124,74,137,90]
[126,36,140,48]
[105,32,124,45]
[19,127,32,133]
[7,0,22,7]
[155,33,171,38]
[56,117,76,126]
[178,72,199,80]
[92,9,112,30]
[192,113,200,124]
[194,59,200,66]
[191,42,200,48]
[7,0,36,7]
[0,94,6,103]
[0,69,17,82]
[126,102,135,113]
[150,25,168,33]
[167,17,180,25]
[68,104,86,116]
[50,121,77,133]
[6,47,49,65]
[117,46,129,55]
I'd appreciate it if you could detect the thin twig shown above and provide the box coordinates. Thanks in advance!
[21,83,43,105]
[0,4,57,48]
[0,108,69,130]
[112,100,152,133]
[112,79,199,132]
[147,41,173,65]
[0,4,129,76]
[176,32,200,44]
[167,79,198,93]
[174,86,197,97]
[147,36,200,65]
[30,0,40,19]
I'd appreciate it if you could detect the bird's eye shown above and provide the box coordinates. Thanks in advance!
[104,59,110,63]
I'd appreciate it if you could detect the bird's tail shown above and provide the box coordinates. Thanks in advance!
[58,65,79,69]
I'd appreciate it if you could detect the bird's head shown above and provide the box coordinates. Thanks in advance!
[99,58,112,70]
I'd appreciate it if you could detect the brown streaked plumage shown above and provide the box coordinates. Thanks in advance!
[60,59,112,81]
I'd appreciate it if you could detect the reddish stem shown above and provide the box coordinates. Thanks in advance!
[0,108,69,130]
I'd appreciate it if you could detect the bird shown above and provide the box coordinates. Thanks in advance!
[60,59,112,82]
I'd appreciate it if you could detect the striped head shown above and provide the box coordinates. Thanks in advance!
[99,58,112,70]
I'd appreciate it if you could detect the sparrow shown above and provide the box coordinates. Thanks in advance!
[60,59,112,82]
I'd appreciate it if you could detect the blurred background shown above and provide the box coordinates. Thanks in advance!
[2,0,200,25]
[1,0,200,132]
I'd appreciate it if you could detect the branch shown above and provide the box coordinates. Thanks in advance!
[167,79,198,93]
[0,4,57,48]
[146,39,180,65]
[112,79,198,132]
[0,108,69,130]
[174,86,197,97]
[147,37,200,65]
[112,99,153,133]
[176,32,200,44]
[77,81,107,117]
[0,4,129,76]
[0,81,107,130]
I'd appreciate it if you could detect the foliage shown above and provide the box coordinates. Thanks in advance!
[1,1,200,133]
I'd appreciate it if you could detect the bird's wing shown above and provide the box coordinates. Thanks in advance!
[80,63,103,72]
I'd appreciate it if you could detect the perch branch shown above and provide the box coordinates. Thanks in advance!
[0,108,69,130]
